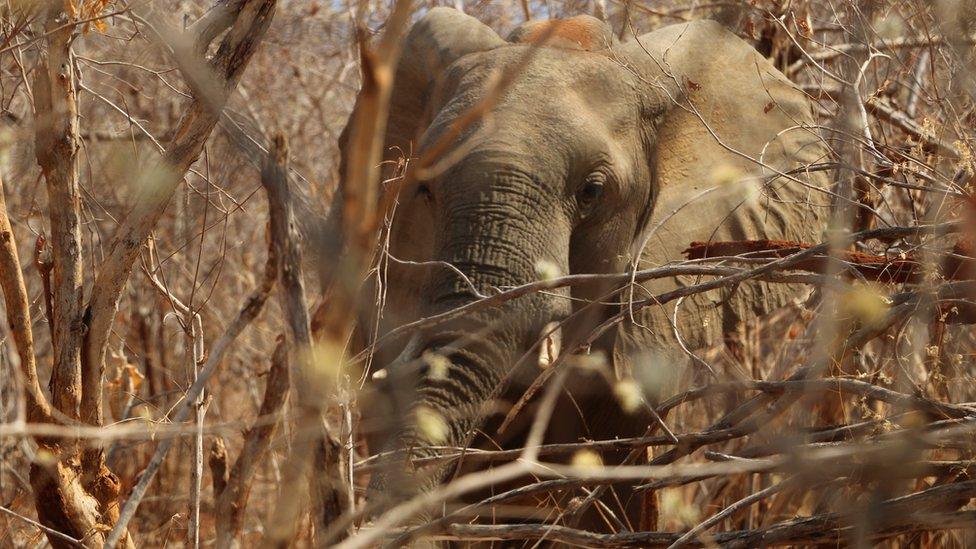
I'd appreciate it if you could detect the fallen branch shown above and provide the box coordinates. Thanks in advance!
[683,237,974,284]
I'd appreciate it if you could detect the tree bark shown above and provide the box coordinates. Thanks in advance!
[33,0,83,424]
[28,3,134,547]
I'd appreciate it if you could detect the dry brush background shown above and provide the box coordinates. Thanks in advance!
[1,0,975,547]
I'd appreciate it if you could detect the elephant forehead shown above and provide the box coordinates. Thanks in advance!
[436,48,642,136]
[448,46,639,104]
[420,91,633,179]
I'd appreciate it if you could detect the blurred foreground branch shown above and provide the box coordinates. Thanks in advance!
[262,134,349,545]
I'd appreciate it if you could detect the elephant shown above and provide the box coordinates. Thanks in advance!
[330,7,831,528]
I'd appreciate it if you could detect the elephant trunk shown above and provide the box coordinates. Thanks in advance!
[370,294,559,499]
[367,166,571,497]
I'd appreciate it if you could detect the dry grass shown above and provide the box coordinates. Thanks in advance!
[1,0,975,547]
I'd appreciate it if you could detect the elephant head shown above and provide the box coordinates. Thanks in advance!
[339,8,829,496]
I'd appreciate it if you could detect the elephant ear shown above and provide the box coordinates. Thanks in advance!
[324,9,503,287]
[610,21,830,378]
[619,19,828,246]
[338,7,505,185]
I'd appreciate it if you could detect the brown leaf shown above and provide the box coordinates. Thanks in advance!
[797,17,812,38]
[744,19,756,39]
[123,364,145,393]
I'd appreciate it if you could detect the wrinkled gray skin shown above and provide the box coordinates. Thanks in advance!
[331,8,829,523]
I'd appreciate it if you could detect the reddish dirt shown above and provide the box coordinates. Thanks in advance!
[514,17,606,50]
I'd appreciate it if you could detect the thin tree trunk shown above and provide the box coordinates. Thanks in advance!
[0,173,50,425]
[28,2,134,547]
[33,0,83,424]
[215,340,290,549]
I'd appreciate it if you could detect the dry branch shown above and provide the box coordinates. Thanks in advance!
[430,509,976,548]
[804,35,970,63]
[0,173,51,424]
[314,0,416,400]
[298,1,416,544]
[866,97,961,159]
[357,374,976,472]
[215,339,290,548]
[362,222,960,363]
[683,236,975,284]
[407,466,976,548]
[82,0,277,450]
[261,133,348,544]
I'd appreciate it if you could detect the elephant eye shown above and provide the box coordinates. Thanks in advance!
[416,183,434,204]
[577,176,605,213]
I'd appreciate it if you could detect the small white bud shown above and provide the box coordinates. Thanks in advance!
[571,449,603,468]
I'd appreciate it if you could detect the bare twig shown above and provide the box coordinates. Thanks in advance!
[103,186,279,549]
[83,0,277,455]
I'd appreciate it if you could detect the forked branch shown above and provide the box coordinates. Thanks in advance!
[83,0,278,451]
